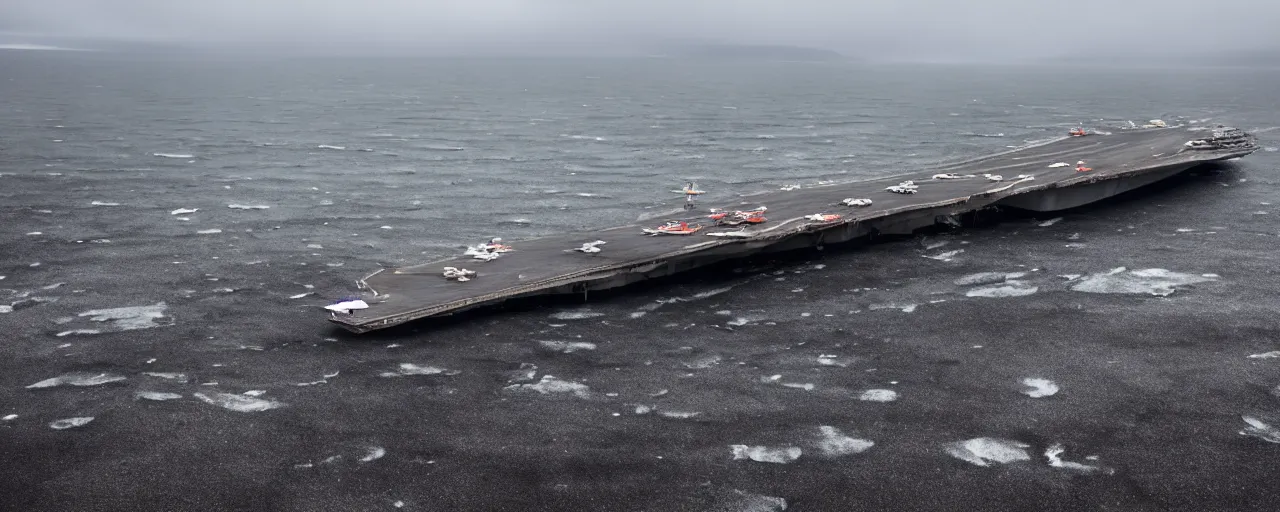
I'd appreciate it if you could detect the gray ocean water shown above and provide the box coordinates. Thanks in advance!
[2,52,1279,511]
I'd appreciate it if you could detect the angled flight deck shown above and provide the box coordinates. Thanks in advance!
[330,126,1259,333]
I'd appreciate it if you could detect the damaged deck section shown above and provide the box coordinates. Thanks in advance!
[331,126,1258,333]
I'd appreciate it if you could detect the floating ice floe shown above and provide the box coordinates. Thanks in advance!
[504,375,592,398]
[817,355,848,367]
[1247,351,1280,359]
[26,372,127,389]
[2,414,17,421]
[869,303,918,313]
[954,272,1027,286]
[859,389,898,402]
[75,302,171,332]
[379,363,461,377]
[317,145,345,150]
[135,391,183,401]
[1239,416,1280,443]
[153,153,193,159]
[197,229,222,234]
[945,437,1031,466]
[966,282,1039,298]
[549,310,604,320]
[708,489,788,512]
[730,445,801,464]
[194,392,286,412]
[573,240,607,253]
[170,208,198,215]
[815,426,874,457]
[90,201,121,206]
[1070,268,1216,296]
[924,249,963,262]
[228,204,270,210]
[537,340,597,353]
[442,267,476,281]
[55,329,99,336]
[1021,378,1059,397]
[324,299,368,314]
[841,198,872,207]
[141,372,188,383]
[1045,443,1113,474]
[360,446,386,463]
[49,417,95,430]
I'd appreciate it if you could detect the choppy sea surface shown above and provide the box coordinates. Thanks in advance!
[2,52,1279,511]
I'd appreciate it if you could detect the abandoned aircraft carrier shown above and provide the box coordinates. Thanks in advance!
[329,125,1259,333]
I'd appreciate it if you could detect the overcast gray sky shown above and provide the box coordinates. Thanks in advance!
[3,0,1279,60]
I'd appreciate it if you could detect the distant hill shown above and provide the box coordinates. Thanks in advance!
[659,43,847,62]
[1043,48,1280,68]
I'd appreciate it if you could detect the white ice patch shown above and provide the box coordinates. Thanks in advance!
[954,272,1027,286]
[90,201,121,206]
[27,372,127,389]
[135,391,183,401]
[317,145,345,150]
[52,328,95,337]
[815,426,874,457]
[686,354,723,369]
[1021,378,1059,397]
[1247,351,1280,359]
[75,302,170,331]
[730,445,802,464]
[360,446,386,462]
[945,437,1031,466]
[537,340,597,353]
[504,375,591,398]
[379,363,461,377]
[817,356,848,367]
[1045,444,1113,474]
[711,490,788,512]
[966,282,1039,298]
[2,414,16,421]
[194,392,286,412]
[925,249,964,261]
[859,389,898,402]
[548,310,604,320]
[1240,416,1280,443]
[170,208,198,215]
[228,204,270,210]
[142,372,188,382]
[1070,268,1216,296]
[197,229,222,234]
[49,417,95,430]
[869,303,917,313]
[153,153,193,159]
[658,410,701,419]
